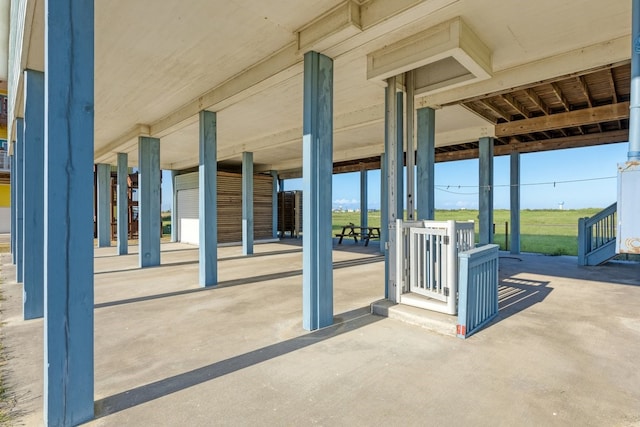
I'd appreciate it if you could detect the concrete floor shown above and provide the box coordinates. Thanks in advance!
[1,240,639,426]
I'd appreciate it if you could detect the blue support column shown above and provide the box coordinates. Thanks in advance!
[302,51,333,331]
[10,152,15,263]
[510,151,521,254]
[360,165,368,229]
[380,153,388,295]
[117,153,129,255]
[171,170,178,242]
[406,71,415,220]
[15,118,24,282]
[384,78,401,302]
[44,0,95,423]
[23,69,45,319]
[416,107,435,220]
[242,151,254,255]
[479,137,494,245]
[199,110,217,286]
[138,137,161,267]
[96,163,111,247]
[396,91,404,220]
[271,170,278,238]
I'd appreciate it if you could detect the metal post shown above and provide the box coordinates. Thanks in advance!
[23,69,45,319]
[96,163,111,247]
[406,70,415,220]
[479,137,494,245]
[396,91,404,220]
[302,51,334,330]
[44,0,95,422]
[416,108,435,220]
[380,153,388,257]
[360,164,368,230]
[510,151,521,254]
[242,152,254,255]
[138,137,161,267]
[10,152,15,262]
[117,153,129,254]
[199,110,217,286]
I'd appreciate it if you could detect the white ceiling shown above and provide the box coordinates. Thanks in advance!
[13,0,633,173]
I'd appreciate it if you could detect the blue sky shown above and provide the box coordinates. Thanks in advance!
[162,142,630,211]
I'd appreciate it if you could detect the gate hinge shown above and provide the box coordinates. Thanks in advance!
[443,236,450,245]
[443,287,450,297]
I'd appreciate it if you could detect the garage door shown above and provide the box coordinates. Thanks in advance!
[177,188,198,244]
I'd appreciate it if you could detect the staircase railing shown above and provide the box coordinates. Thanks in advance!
[577,203,617,266]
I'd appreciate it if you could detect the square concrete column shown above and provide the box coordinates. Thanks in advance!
[384,77,402,302]
[138,137,161,267]
[510,151,521,254]
[15,118,24,282]
[271,170,278,238]
[360,165,368,230]
[479,136,494,245]
[242,151,254,255]
[23,69,45,320]
[117,153,129,255]
[44,0,95,423]
[416,107,435,220]
[302,51,333,331]
[96,163,111,247]
[199,110,217,286]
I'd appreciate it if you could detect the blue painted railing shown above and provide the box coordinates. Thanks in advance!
[457,244,499,339]
[577,203,617,266]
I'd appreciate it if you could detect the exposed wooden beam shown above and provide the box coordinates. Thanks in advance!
[461,102,496,124]
[524,88,550,115]
[495,102,629,137]
[435,130,628,163]
[481,99,511,122]
[576,76,593,107]
[501,93,529,118]
[607,68,619,103]
[551,82,571,111]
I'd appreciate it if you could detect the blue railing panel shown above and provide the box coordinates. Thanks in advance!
[578,203,617,266]
[457,244,499,339]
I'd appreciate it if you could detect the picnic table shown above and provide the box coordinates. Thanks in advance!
[335,223,381,246]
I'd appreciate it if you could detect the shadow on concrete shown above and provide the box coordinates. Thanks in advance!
[94,248,305,275]
[93,306,381,418]
[95,255,384,309]
[497,277,552,321]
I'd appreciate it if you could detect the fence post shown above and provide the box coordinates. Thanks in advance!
[577,217,587,266]
[447,220,457,315]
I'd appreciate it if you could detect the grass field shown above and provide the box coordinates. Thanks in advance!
[333,209,602,256]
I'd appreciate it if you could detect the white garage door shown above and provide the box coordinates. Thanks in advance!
[177,188,198,244]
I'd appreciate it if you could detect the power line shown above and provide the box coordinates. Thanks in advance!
[435,175,616,190]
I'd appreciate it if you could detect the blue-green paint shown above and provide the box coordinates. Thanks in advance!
[302,51,334,331]
[15,118,23,283]
[510,151,521,254]
[96,163,111,247]
[199,110,217,286]
[44,0,95,423]
[479,137,494,245]
[10,152,15,262]
[138,137,161,267]
[242,151,254,255]
[117,153,129,255]
[23,69,45,319]
[171,170,179,242]
[416,107,435,220]
[360,167,368,230]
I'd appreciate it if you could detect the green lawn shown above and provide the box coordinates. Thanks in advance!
[333,209,602,256]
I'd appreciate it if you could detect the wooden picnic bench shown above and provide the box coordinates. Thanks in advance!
[335,224,381,246]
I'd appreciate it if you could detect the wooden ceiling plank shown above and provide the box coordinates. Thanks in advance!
[576,76,593,107]
[495,102,630,137]
[550,82,571,111]
[607,68,619,103]
[501,93,530,118]
[480,99,511,122]
[524,88,550,115]
[461,102,497,124]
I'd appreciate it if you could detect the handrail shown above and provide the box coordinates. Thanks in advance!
[578,203,617,266]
